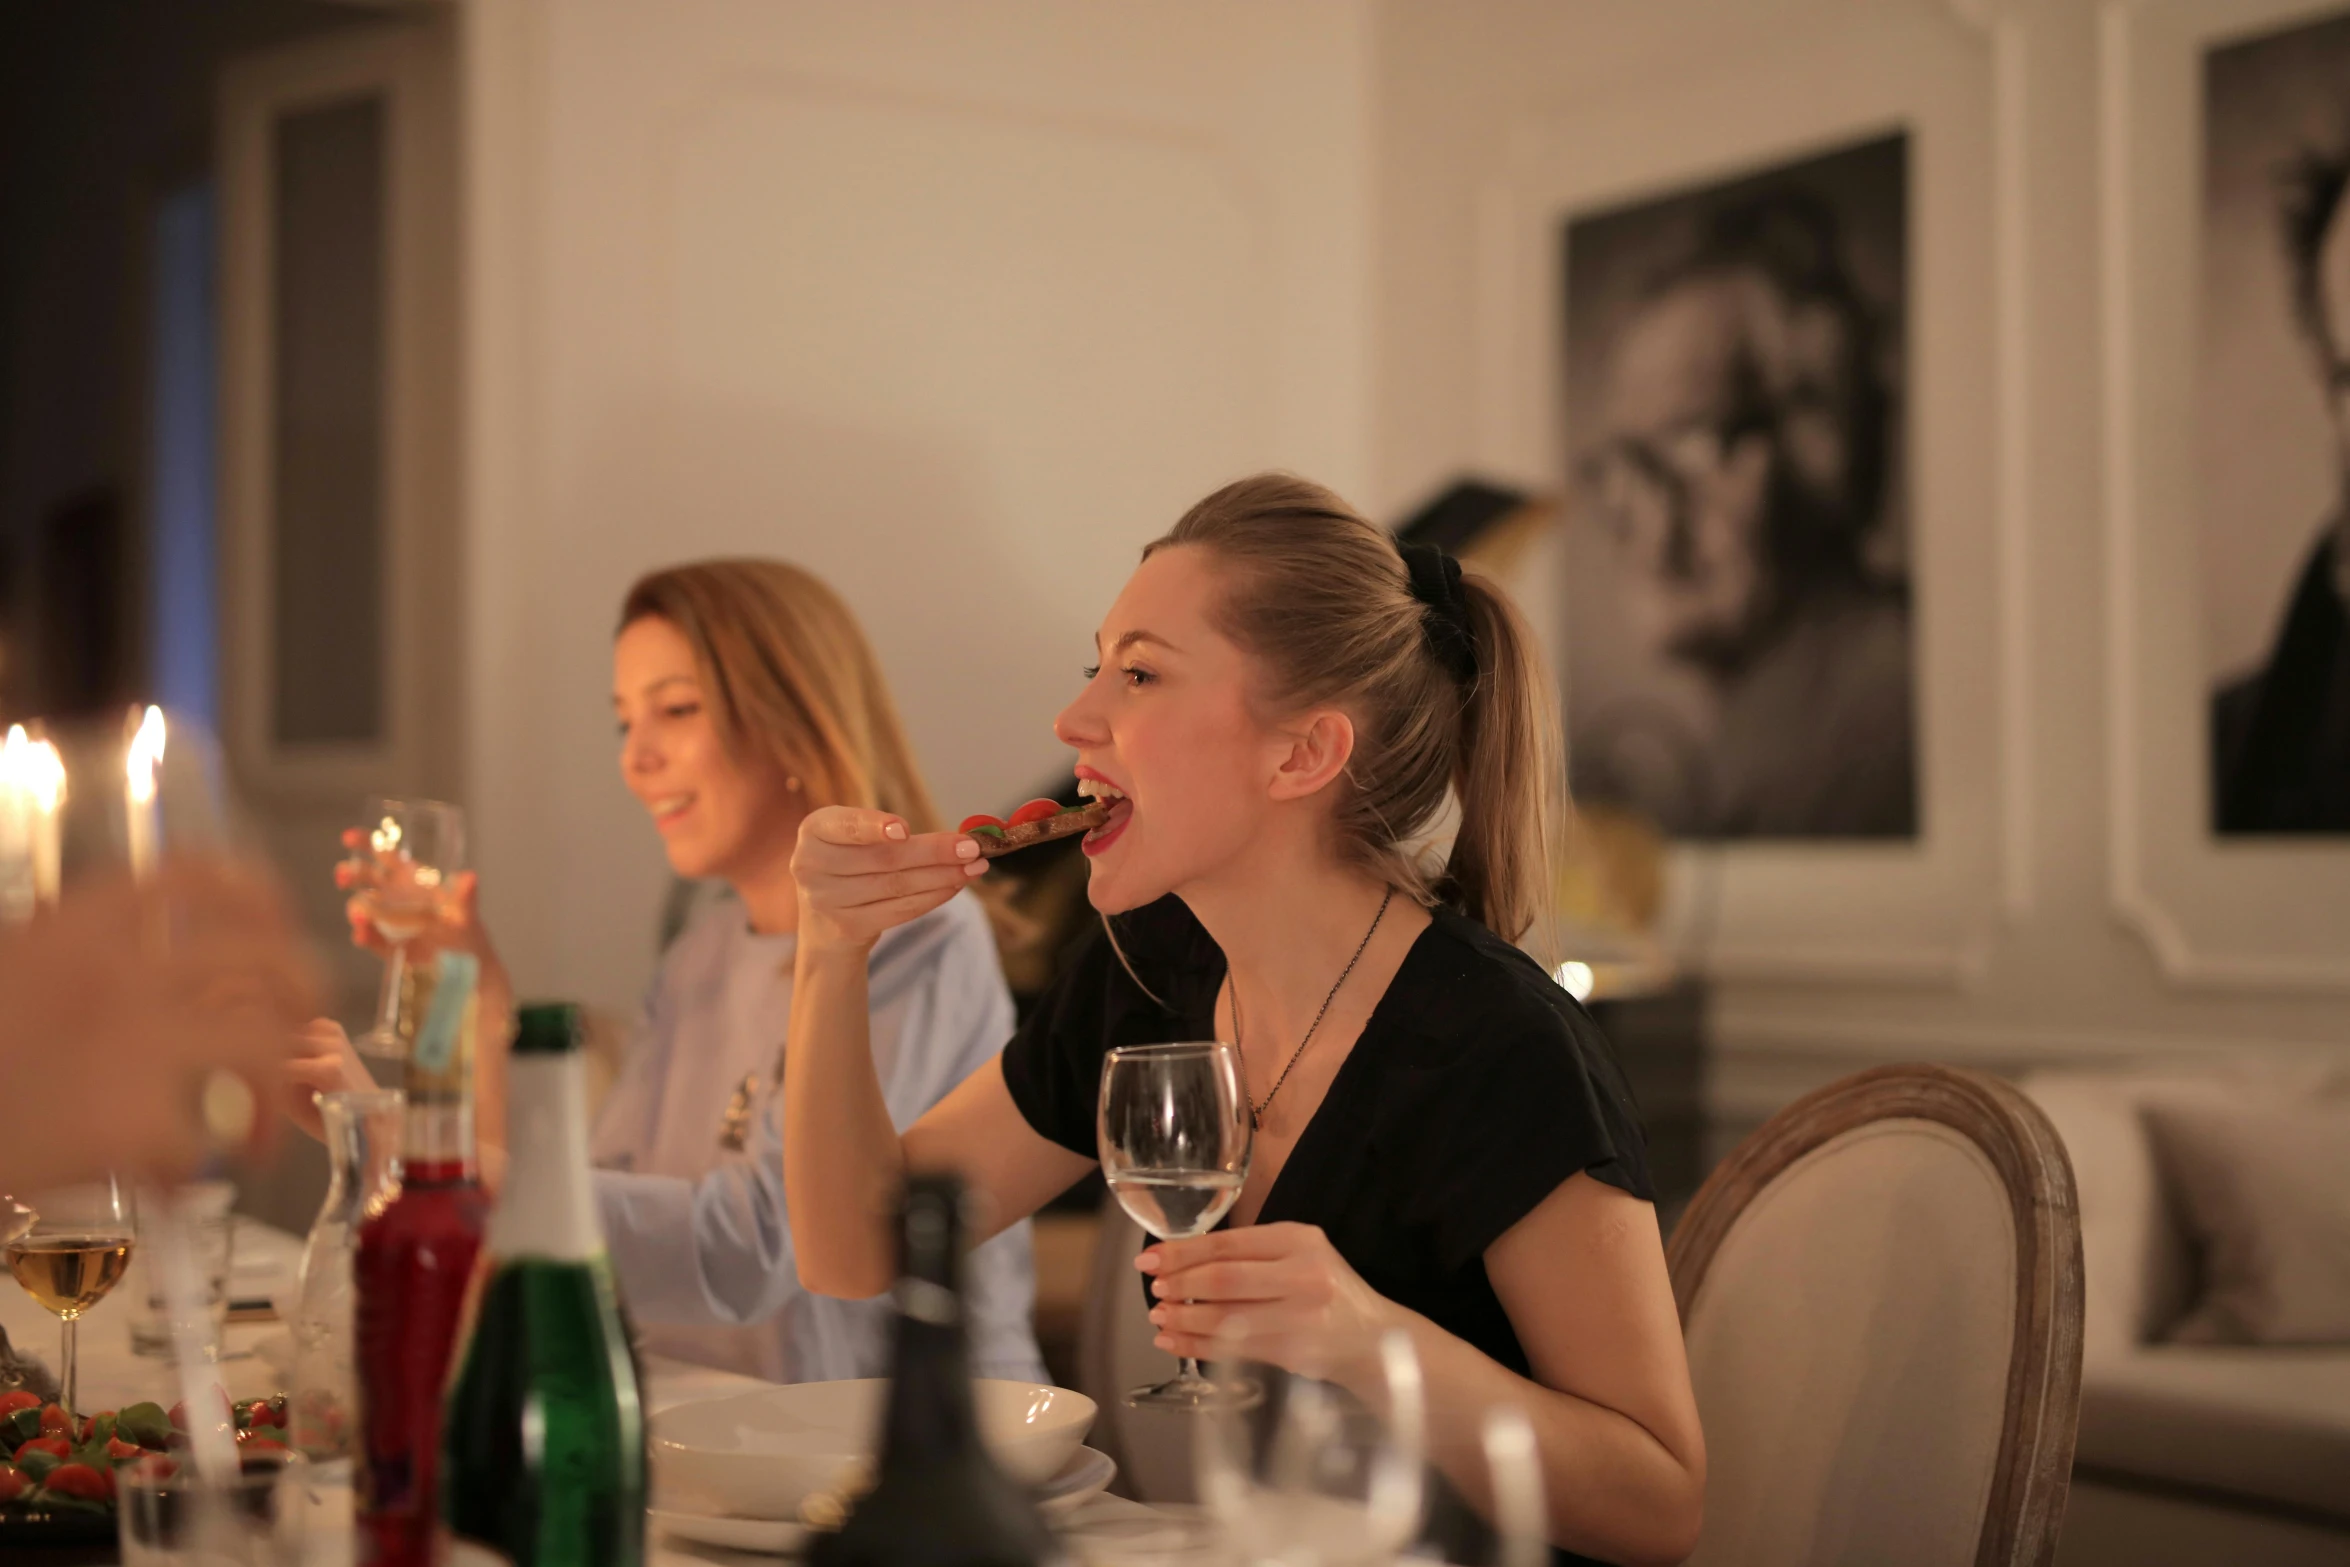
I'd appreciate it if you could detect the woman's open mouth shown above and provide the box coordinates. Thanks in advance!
[1075,778,1132,856]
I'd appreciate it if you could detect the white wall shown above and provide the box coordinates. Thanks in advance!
[460,0,2350,1126]
[461,0,1375,1014]
[1371,0,2350,1136]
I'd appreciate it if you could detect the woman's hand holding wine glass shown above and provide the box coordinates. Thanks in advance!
[1139,1220,1406,1388]
[337,805,510,1047]
[1097,1041,1256,1409]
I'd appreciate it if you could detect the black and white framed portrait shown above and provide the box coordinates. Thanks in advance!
[1562,131,1914,842]
[2201,12,2350,835]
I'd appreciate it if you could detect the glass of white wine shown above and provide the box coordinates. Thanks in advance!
[347,797,465,1053]
[1097,1040,1252,1410]
[5,1176,136,1413]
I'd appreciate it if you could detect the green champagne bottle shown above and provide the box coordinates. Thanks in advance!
[441,1003,646,1567]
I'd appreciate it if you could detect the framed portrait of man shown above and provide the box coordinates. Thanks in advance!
[2200,11,2350,835]
[1561,132,1917,842]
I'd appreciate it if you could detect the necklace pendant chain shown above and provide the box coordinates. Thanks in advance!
[1240,886,1395,1128]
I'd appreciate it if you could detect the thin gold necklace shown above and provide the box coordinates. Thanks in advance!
[1230,886,1395,1131]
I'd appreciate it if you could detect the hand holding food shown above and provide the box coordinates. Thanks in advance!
[281,1018,380,1141]
[791,807,987,952]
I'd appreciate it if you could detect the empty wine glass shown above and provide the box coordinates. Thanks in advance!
[1403,1404,1551,1567]
[3,1176,136,1413]
[1197,1326,1428,1567]
[346,798,464,1053]
[1097,1041,1251,1410]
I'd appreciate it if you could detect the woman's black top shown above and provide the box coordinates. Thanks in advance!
[998,893,1654,1378]
[1001,897,1654,1565]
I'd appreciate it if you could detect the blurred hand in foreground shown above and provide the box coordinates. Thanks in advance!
[0,856,320,1192]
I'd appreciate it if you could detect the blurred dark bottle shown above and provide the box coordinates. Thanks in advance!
[808,1173,1067,1567]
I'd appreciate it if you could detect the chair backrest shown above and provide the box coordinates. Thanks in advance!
[1667,1064,2083,1567]
[1075,1195,1196,1502]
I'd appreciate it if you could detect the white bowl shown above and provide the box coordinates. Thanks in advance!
[649,1379,1096,1521]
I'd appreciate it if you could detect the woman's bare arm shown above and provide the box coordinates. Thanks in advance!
[783,807,1095,1298]
[1143,1173,1703,1565]
[1447,1173,1705,1564]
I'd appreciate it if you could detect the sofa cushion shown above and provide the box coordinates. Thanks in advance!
[2144,1097,2350,1345]
[2022,1065,2343,1360]
[2076,1345,2350,1521]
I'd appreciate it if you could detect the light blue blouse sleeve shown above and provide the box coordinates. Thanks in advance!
[594,1113,807,1327]
[593,893,1044,1376]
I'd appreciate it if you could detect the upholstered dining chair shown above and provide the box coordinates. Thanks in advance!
[1667,1062,2085,1567]
[1075,1195,1195,1501]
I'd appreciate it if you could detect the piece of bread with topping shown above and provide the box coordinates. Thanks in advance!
[957,799,1110,859]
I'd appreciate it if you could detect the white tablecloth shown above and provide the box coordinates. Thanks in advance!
[2,1219,1222,1564]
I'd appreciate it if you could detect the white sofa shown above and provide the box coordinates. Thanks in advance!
[2024,1069,2350,1567]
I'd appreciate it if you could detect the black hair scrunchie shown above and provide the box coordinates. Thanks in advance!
[1400,541,1479,684]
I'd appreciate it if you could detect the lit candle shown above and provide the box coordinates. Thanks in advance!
[0,727,29,921]
[125,705,166,880]
[11,727,67,911]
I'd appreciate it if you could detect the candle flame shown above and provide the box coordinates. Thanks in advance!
[126,705,166,807]
[3,725,67,812]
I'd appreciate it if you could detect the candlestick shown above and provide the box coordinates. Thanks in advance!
[125,705,166,880]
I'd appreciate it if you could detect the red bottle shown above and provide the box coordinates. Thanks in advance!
[355,952,489,1567]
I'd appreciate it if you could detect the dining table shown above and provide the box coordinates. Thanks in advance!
[0,1216,1224,1566]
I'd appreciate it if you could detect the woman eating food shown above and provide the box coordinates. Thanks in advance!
[295,559,1045,1385]
[783,474,1705,1566]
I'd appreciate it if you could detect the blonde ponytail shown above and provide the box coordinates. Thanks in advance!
[1148,474,1564,950]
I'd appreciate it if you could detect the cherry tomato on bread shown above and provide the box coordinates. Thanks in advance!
[1006,799,1063,826]
[956,814,1006,834]
[15,1434,69,1465]
[0,1463,26,1502]
[37,1404,70,1437]
[0,1392,38,1421]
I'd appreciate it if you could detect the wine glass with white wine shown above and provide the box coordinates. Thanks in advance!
[4,1177,135,1414]
[1097,1040,1253,1410]
[347,797,465,1053]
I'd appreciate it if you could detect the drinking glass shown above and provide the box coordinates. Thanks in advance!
[1097,1040,1252,1410]
[3,1176,136,1413]
[119,1452,308,1566]
[1197,1327,1428,1567]
[128,1180,236,1359]
[347,797,465,1053]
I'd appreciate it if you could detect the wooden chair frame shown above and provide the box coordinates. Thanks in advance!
[1666,1063,2086,1567]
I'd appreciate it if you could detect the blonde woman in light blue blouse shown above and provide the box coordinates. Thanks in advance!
[299,559,1044,1384]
